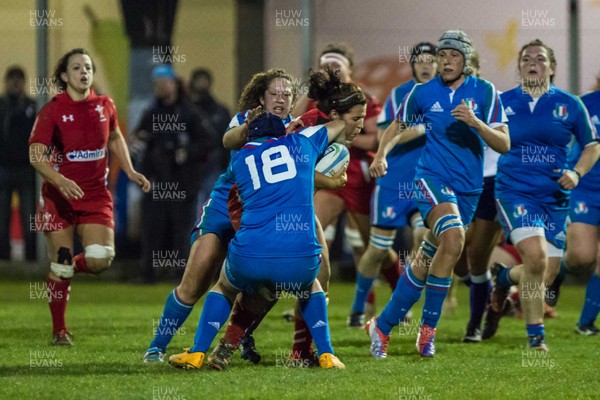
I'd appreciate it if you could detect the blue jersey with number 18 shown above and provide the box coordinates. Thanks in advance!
[228,125,329,258]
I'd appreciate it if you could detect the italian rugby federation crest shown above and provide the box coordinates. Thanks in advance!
[513,204,527,218]
[382,207,397,219]
[553,104,568,120]
[464,98,477,111]
[573,201,588,215]
[441,186,455,196]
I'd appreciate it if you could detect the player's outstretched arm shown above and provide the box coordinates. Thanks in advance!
[291,94,310,118]
[108,126,151,193]
[223,106,263,150]
[323,119,347,143]
[369,120,407,178]
[29,142,84,200]
[451,100,510,154]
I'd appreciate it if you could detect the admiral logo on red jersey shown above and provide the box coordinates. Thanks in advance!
[66,148,105,162]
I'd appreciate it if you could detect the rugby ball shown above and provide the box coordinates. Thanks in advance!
[315,143,350,176]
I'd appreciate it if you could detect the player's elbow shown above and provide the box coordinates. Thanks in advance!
[497,138,511,154]
[223,133,244,151]
[494,130,511,154]
[29,143,45,168]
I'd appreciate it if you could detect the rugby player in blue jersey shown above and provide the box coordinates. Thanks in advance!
[487,40,600,350]
[209,70,367,369]
[571,88,600,336]
[168,112,356,370]
[348,42,437,328]
[450,50,506,343]
[143,69,297,363]
[366,29,510,358]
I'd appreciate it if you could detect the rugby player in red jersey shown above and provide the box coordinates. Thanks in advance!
[29,48,150,345]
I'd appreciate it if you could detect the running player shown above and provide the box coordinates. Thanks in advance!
[348,42,437,327]
[367,30,510,358]
[168,113,355,370]
[451,50,504,343]
[569,87,600,335]
[143,69,297,362]
[488,40,600,350]
[29,48,151,345]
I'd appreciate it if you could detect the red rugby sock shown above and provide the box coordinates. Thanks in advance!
[292,314,313,359]
[223,301,259,347]
[381,258,400,290]
[47,275,71,333]
[367,290,375,306]
[73,253,89,274]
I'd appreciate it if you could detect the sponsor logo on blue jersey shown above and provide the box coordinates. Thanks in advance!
[430,101,444,112]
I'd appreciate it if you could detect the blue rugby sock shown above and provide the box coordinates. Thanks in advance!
[150,289,194,351]
[497,266,514,288]
[351,272,376,314]
[526,323,544,337]
[191,292,232,353]
[460,273,472,287]
[378,266,425,335]
[578,274,600,327]
[299,291,333,355]
[422,275,452,328]
[468,272,491,330]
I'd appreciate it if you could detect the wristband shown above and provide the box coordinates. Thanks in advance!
[573,168,582,180]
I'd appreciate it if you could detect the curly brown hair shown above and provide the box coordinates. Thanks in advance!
[238,68,297,112]
[308,69,366,115]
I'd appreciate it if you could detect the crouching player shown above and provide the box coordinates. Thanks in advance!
[168,112,356,369]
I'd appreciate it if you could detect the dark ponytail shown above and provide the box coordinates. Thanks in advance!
[308,69,366,116]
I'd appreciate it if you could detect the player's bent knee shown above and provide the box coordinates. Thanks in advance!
[566,250,595,271]
[432,214,463,238]
[85,257,112,273]
[84,244,115,274]
[344,226,364,248]
[522,251,547,276]
[434,215,465,259]
[368,232,394,254]
[432,214,464,239]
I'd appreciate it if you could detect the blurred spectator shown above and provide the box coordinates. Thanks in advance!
[189,68,230,200]
[0,66,37,261]
[132,65,215,283]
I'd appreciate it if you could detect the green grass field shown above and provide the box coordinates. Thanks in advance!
[1,279,598,400]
